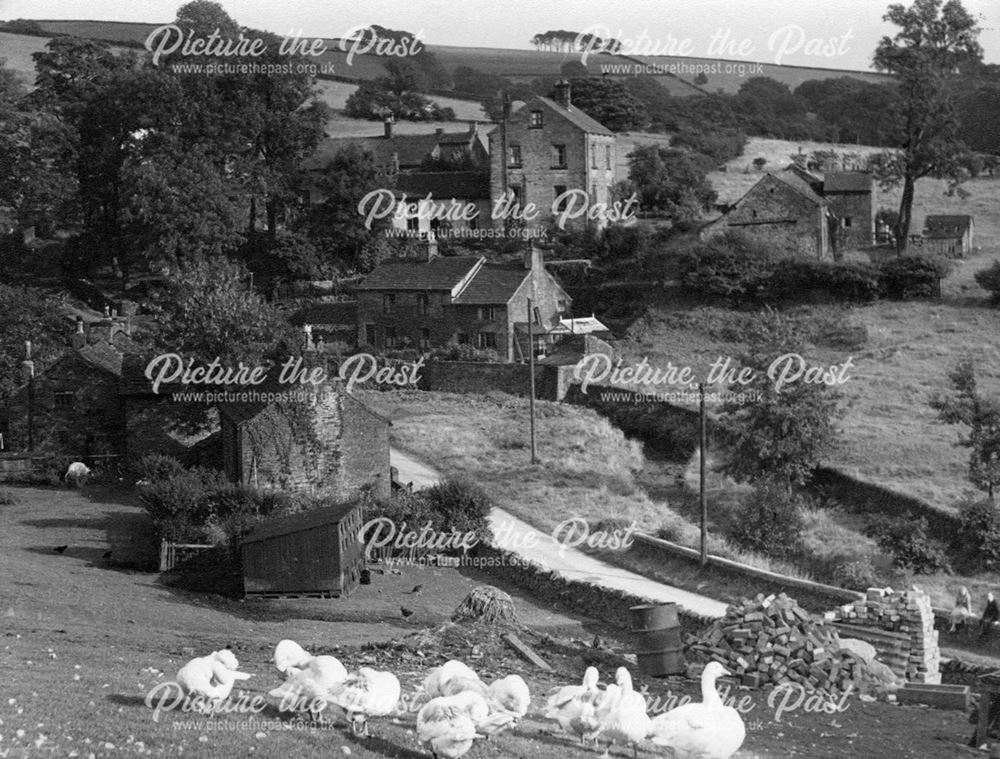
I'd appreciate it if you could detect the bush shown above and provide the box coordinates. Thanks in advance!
[729,481,806,555]
[832,556,884,591]
[677,231,775,301]
[764,261,880,304]
[956,496,1000,569]
[878,255,950,299]
[422,479,494,545]
[132,454,186,484]
[865,515,951,574]
[138,466,229,542]
[974,261,1000,304]
[0,489,17,505]
[431,344,501,363]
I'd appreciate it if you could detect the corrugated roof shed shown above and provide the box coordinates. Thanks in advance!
[924,215,973,238]
[823,172,873,193]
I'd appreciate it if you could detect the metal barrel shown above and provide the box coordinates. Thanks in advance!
[630,603,685,677]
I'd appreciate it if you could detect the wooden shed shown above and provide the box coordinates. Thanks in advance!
[240,501,365,598]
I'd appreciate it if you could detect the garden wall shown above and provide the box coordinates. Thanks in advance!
[472,542,715,637]
[420,361,576,402]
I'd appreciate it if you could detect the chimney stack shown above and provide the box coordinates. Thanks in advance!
[71,316,86,349]
[468,121,479,135]
[523,244,544,271]
[384,116,395,139]
[554,79,572,109]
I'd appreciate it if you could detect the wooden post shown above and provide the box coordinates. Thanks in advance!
[527,298,537,464]
[699,382,707,567]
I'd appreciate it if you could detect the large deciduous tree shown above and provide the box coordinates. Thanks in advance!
[872,0,983,253]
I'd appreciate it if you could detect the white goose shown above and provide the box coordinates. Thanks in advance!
[333,667,401,737]
[544,666,602,744]
[268,654,348,722]
[647,661,746,759]
[487,674,531,719]
[273,639,311,676]
[176,649,252,712]
[423,660,482,698]
[587,667,650,759]
[416,695,482,759]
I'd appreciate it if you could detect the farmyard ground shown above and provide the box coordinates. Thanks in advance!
[0,485,980,759]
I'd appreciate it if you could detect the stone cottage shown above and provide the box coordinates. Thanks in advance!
[823,172,875,252]
[490,80,617,232]
[355,247,571,362]
[217,380,390,500]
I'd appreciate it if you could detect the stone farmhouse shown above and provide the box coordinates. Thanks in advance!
[489,81,617,232]
[355,246,571,361]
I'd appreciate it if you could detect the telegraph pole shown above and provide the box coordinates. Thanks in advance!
[527,298,537,464]
[699,382,707,567]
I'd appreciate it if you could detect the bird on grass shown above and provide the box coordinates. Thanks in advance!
[332,667,401,738]
[411,584,424,594]
[401,606,414,620]
[102,550,113,560]
[53,545,68,554]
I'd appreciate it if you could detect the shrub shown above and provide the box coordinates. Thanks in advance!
[677,231,775,301]
[422,478,494,545]
[764,261,880,304]
[865,514,951,573]
[729,481,806,555]
[832,556,883,591]
[956,496,1000,569]
[132,454,186,484]
[431,344,501,363]
[137,466,229,542]
[878,255,950,299]
[0,489,17,505]
[974,261,1000,304]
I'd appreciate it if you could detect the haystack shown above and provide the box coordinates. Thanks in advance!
[452,586,518,625]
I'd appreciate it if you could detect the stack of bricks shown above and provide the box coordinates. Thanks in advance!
[832,587,941,684]
[685,592,881,695]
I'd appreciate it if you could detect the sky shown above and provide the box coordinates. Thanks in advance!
[1,0,998,71]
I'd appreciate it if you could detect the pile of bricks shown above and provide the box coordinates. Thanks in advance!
[685,593,880,694]
[831,587,941,684]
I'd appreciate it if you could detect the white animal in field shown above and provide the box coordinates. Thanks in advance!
[332,667,401,737]
[422,660,482,698]
[487,674,531,719]
[586,667,650,759]
[544,666,602,744]
[64,462,90,486]
[175,649,252,711]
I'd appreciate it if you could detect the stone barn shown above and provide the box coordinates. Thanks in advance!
[701,172,832,260]
[823,172,875,253]
[218,382,390,500]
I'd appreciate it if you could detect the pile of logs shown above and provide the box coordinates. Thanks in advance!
[686,592,882,694]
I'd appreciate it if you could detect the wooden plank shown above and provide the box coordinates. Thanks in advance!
[502,632,552,671]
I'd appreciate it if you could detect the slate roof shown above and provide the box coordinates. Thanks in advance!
[304,130,479,171]
[452,265,529,305]
[355,256,483,291]
[290,301,358,327]
[523,96,614,136]
[771,172,827,206]
[823,172,873,193]
[924,215,973,238]
[76,341,124,376]
[394,171,490,200]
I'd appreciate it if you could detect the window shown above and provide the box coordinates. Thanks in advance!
[477,306,496,321]
[417,293,429,315]
[363,324,376,346]
[552,144,567,168]
[54,391,75,410]
[605,145,612,169]
[507,144,522,167]
[557,299,567,313]
[533,306,542,325]
[529,110,543,128]
[419,328,431,350]
[591,183,598,204]
[457,332,470,345]
[554,185,568,213]
[842,217,853,228]
[385,326,398,348]
[406,203,419,232]
[477,332,498,349]
[591,144,597,168]
[382,294,395,314]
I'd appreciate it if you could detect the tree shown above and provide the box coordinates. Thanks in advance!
[560,78,649,132]
[720,310,843,489]
[155,256,295,366]
[344,61,454,122]
[872,0,983,253]
[626,145,717,223]
[930,359,1000,499]
[0,285,67,401]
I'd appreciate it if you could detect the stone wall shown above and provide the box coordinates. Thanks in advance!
[420,360,576,401]
[831,587,941,684]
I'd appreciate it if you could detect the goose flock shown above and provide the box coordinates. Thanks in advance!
[173,642,746,759]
